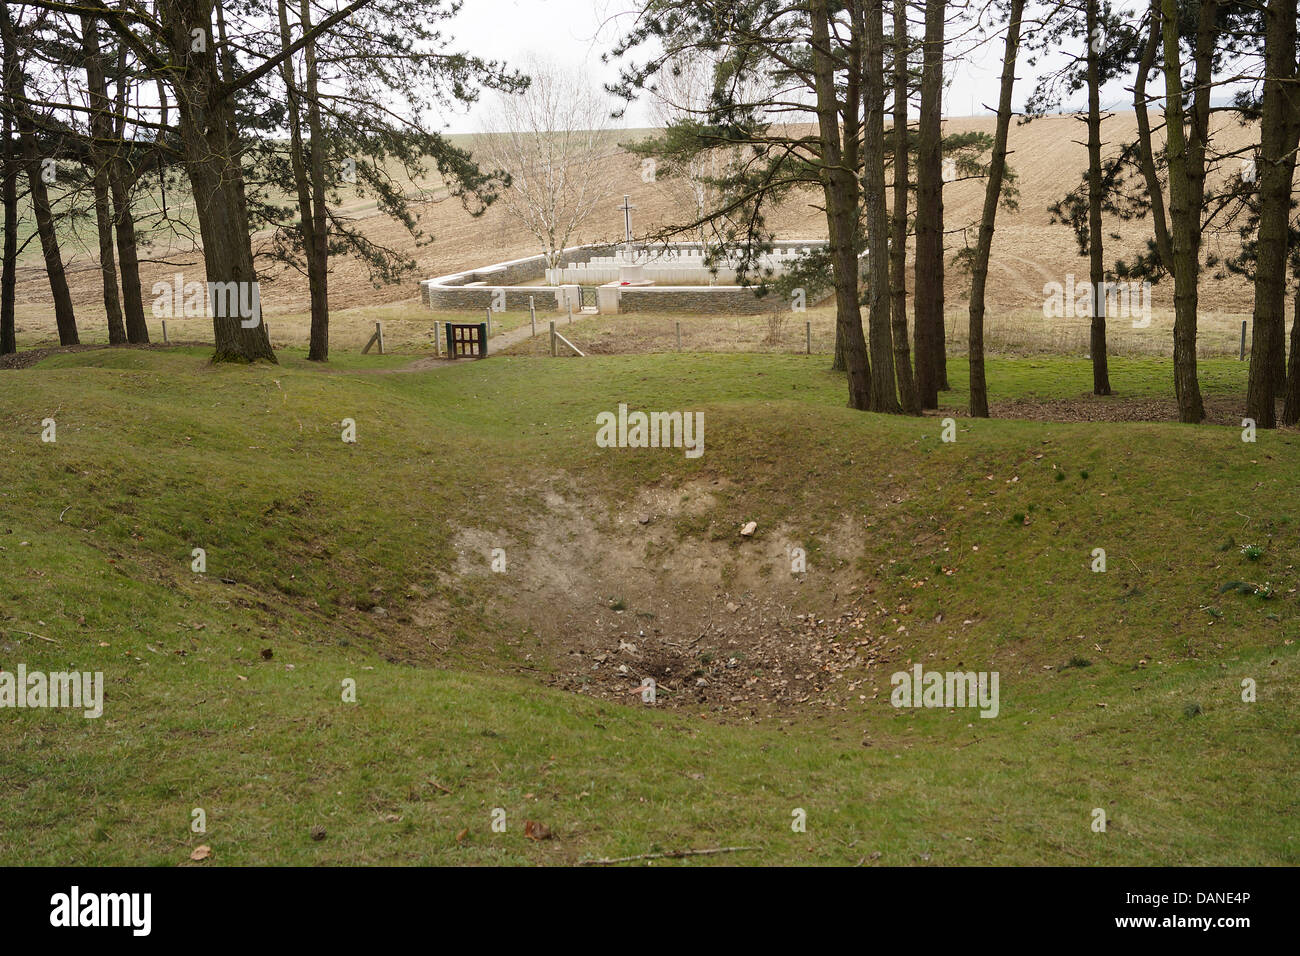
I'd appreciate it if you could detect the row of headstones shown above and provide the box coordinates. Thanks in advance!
[546,247,819,285]
[589,246,818,267]
[545,263,752,285]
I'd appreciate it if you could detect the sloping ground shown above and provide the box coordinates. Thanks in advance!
[0,348,1295,864]
[501,305,1256,361]
[10,113,1259,349]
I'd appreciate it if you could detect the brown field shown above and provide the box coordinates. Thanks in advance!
[10,112,1261,354]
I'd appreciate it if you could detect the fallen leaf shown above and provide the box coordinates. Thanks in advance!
[523,820,552,841]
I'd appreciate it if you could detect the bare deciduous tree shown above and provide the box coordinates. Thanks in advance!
[478,58,616,270]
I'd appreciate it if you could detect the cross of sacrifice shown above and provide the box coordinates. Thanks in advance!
[617,195,636,243]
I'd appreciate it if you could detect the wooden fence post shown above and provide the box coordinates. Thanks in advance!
[530,296,536,337]
[550,321,557,357]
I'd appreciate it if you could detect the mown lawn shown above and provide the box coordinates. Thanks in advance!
[0,348,1295,864]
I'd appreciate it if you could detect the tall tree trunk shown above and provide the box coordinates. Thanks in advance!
[82,14,127,345]
[864,0,899,412]
[1267,297,1288,392]
[1085,0,1111,395]
[108,43,148,343]
[967,0,1024,418]
[1160,0,1208,423]
[810,0,871,409]
[164,0,275,363]
[1246,0,1299,428]
[277,0,317,346]
[108,165,148,342]
[1132,0,1173,271]
[1284,283,1300,426]
[913,0,945,408]
[92,171,126,344]
[21,135,78,346]
[278,0,330,360]
[301,0,330,362]
[890,0,919,414]
[1,5,77,346]
[1,109,15,355]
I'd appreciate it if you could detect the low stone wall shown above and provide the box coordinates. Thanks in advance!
[423,285,566,312]
[421,241,831,315]
[616,285,781,315]
[422,244,616,312]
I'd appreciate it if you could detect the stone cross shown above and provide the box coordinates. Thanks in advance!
[617,194,636,243]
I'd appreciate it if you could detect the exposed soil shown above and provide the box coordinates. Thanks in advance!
[983,394,1282,428]
[435,480,939,719]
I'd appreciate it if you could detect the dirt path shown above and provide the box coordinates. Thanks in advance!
[346,309,600,374]
[0,309,597,373]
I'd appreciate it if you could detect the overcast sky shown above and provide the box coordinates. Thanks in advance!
[442,0,1152,135]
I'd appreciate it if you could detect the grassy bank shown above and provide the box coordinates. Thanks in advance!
[0,348,1295,864]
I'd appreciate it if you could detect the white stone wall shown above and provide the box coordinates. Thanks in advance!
[422,241,835,315]
[543,243,825,286]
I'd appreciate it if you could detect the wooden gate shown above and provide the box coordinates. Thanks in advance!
[445,322,488,359]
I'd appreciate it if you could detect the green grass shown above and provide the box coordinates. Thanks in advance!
[0,349,1296,864]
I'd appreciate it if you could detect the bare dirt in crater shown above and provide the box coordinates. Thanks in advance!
[437,478,930,720]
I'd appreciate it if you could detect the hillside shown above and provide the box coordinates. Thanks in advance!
[9,113,1260,350]
[1,347,1296,864]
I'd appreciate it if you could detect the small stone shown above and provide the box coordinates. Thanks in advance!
[740,521,757,537]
